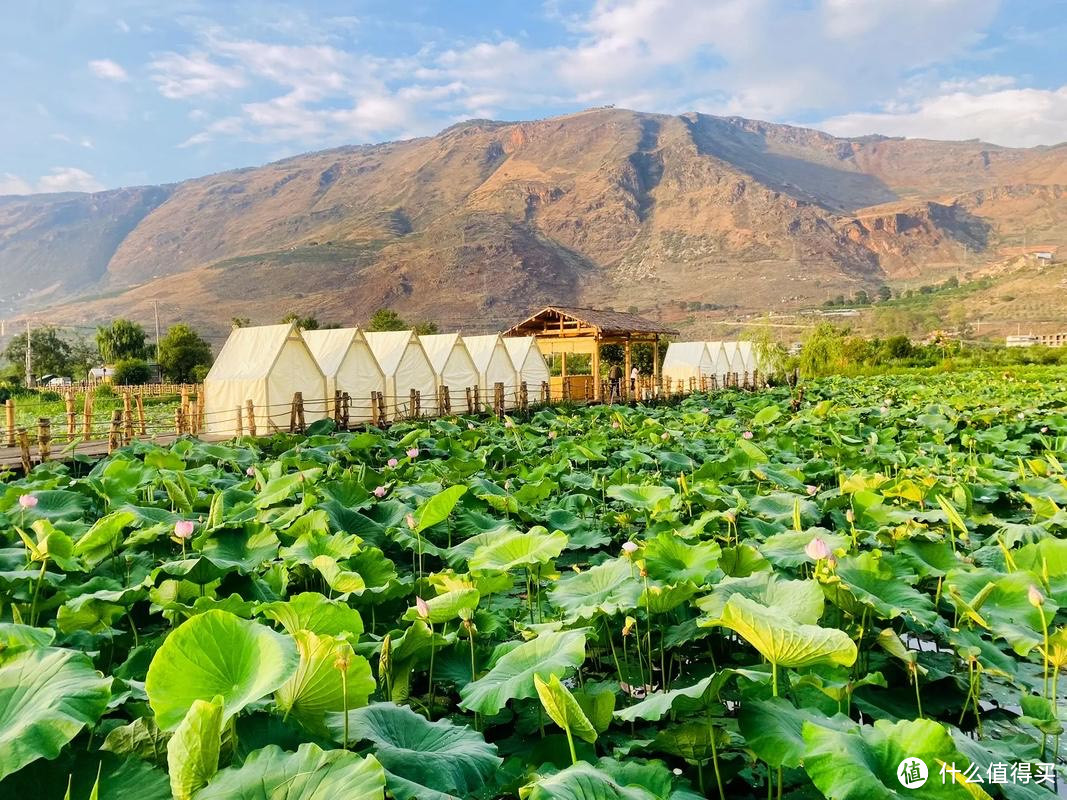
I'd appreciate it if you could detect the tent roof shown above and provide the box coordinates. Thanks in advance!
[419,333,468,373]
[503,336,536,364]
[503,306,677,338]
[363,330,419,375]
[207,324,298,381]
[663,341,710,365]
[303,328,373,377]
[463,334,509,371]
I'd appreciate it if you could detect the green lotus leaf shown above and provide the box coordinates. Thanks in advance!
[101,716,171,766]
[275,632,375,735]
[413,485,469,533]
[168,695,223,800]
[146,610,299,729]
[802,718,979,799]
[738,697,855,768]
[716,595,857,669]
[0,750,169,800]
[606,484,675,513]
[696,573,824,625]
[549,559,642,620]
[459,630,587,715]
[328,702,501,797]
[468,527,568,573]
[254,469,323,509]
[402,588,480,623]
[0,646,111,780]
[833,553,938,627]
[194,743,385,800]
[0,622,55,652]
[642,533,720,584]
[525,761,660,800]
[312,555,367,594]
[759,528,848,568]
[73,510,138,568]
[535,673,598,743]
[613,668,769,722]
[259,591,364,638]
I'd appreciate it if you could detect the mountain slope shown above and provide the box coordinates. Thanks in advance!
[2,108,1065,340]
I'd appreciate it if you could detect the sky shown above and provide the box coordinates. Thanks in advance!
[1,0,1066,195]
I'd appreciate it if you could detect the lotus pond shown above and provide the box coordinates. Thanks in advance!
[1,368,1066,799]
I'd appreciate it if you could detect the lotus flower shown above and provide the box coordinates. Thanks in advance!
[245,466,255,477]
[1017,412,1026,420]
[723,509,736,524]
[174,520,195,540]
[742,431,753,440]
[621,541,639,555]
[548,430,557,439]
[415,596,430,619]
[612,421,620,429]
[1028,585,1045,607]
[387,457,399,468]
[467,423,475,430]
[406,447,419,459]
[18,494,38,510]
[660,432,669,441]
[806,484,818,496]
[805,536,832,561]
[373,485,387,498]
[845,509,855,524]
[505,418,514,428]
[406,513,417,530]
[1040,426,1048,434]
[879,406,888,413]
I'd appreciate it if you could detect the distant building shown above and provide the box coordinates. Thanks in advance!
[1037,332,1067,347]
[1006,335,1039,347]
[1006,332,1067,347]
[1027,246,1057,264]
[89,366,115,382]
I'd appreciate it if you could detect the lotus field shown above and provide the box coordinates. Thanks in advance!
[2,368,1066,799]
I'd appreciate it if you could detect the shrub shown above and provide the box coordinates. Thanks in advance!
[113,358,151,385]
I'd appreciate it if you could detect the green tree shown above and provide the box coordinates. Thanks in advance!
[367,308,407,332]
[281,313,321,331]
[158,324,213,382]
[413,321,439,335]
[67,336,101,380]
[96,319,147,363]
[853,290,870,306]
[4,327,74,378]
[113,358,151,385]
[231,317,251,329]
[877,285,892,302]
[798,323,847,378]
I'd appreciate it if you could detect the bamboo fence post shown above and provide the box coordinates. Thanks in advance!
[334,390,342,425]
[441,386,451,416]
[83,392,93,442]
[66,392,76,441]
[17,429,31,473]
[370,393,380,427]
[292,392,305,433]
[37,418,50,462]
[236,407,244,437]
[289,393,299,433]
[710,375,718,392]
[108,410,122,452]
[197,392,205,432]
[5,399,14,448]
[416,390,423,418]
[409,389,417,420]
[465,387,473,414]
[136,392,146,435]
[123,392,134,442]
[494,382,504,419]
[473,385,481,413]
[520,381,528,411]
[341,392,350,429]
[541,381,549,404]
[180,386,190,425]
[189,398,199,436]
[246,400,257,437]
[375,391,387,426]
[175,407,183,436]
[732,372,739,388]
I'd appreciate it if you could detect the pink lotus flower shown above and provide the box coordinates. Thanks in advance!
[845,509,855,524]
[405,513,417,530]
[742,431,753,440]
[660,432,669,441]
[387,458,399,468]
[505,418,514,428]
[1040,426,1048,434]
[879,406,888,414]
[612,421,620,429]
[245,466,255,477]
[805,537,832,561]
[723,509,736,524]
[548,430,557,439]
[1017,412,1025,420]
[806,485,818,496]
[174,520,195,540]
[18,494,38,510]
[621,541,639,555]
[373,485,387,498]
[406,448,419,459]
[1028,585,1044,607]
[415,596,430,619]
[467,423,475,431]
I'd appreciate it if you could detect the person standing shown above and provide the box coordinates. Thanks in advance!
[608,363,623,402]
[630,364,639,397]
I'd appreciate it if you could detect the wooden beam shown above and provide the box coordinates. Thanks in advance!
[623,339,632,402]
[653,335,660,393]
[592,338,601,401]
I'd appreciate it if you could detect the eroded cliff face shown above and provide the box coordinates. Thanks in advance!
[2,108,1064,338]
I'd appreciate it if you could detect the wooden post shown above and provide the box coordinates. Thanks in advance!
[246,400,257,437]
[473,385,481,413]
[541,381,549,404]
[175,407,184,436]
[198,394,205,432]
[560,351,567,379]
[136,392,146,435]
[83,392,93,442]
[295,392,306,433]
[108,410,122,452]
[5,399,15,448]
[623,339,632,401]
[123,392,134,442]
[37,418,50,462]
[466,387,473,414]
[653,336,660,394]
[236,406,244,438]
[689,377,696,394]
[591,339,601,401]
[290,393,299,433]
[562,377,571,403]
[376,391,387,426]
[520,381,528,411]
[732,372,739,388]
[333,390,342,425]
[65,392,76,441]
[666,377,673,395]
[494,382,504,419]
[370,393,380,427]
[410,388,418,420]
[710,375,718,391]
[17,429,31,473]
[441,386,451,416]
[189,399,199,437]
[180,386,190,426]
[341,392,350,429]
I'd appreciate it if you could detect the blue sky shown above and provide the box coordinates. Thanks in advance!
[2,0,1066,194]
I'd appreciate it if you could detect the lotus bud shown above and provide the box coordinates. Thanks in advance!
[1028,585,1045,607]
[18,494,38,509]
[845,508,855,524]
[621,541,639,557]
[415,596,430,619]
[504,418,514,428]
[406,513,417,530]
[622,616,636,637]
[379,634,392,673]
[333,648,351,673]
[1017,412,1025,420]
[548,430,557,439]
[245,466,255,477]
[174,520,195,540]
[406,447,419,459]
[743,431,753,440]
[660,431,669,440]
[638,563,648,579]
[373,485,387,498]
[387,457,398,468]
[1040,426,1048,434]
[723,509,736,524]
[806,484,818,496]
[612,421,620,429]
[805,536,832,561]
[467,423,475,430]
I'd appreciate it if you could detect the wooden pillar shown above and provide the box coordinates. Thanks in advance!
[653,336,660,395]
[441,386,451,416]
[541,381,549,404]
[37,419,50,462]
[246,400,257,437]
[189,399,199,436]
[123,392,134,442]
[623,339,632,402]
[494,382,505,419]
[473,385,481,413]
[341,392,350,429]
[465,387,473,415]
[519,381,528,411]
[290,393,299,433]
[296,393,306,433]
[136,392,146,435]
[108,410,122,452]
[17,429,31,473]
[5,399,15,448]
[65,392,76,441]
[560,351,567,379]
[592,338,601,402]
[409,388,418,420]
[83,393,93,442]
[334,390,343,424]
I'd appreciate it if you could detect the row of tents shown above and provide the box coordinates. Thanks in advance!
[661,340,762,385]
[202,323,550,435]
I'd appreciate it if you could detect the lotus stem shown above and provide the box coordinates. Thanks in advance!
[603,618,624,684]
[708,721,726,800]
[340,669,349,750]
[911,665,923,719]
[29,559,47,627]
[1038,605,1050,699]
[564,722,578,765]
[427,621,436,717]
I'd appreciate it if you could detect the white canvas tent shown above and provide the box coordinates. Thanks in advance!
[303,328,384,423]
[203,323,326,436]
[464,334,518,410]
[420,333,479,410]
[503,336,550,393]
[734,341,756,375]
[720,341,741,379]
[662,342,714,388]
[363,331,437,418]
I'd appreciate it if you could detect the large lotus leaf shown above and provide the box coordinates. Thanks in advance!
[275,632,375,735]
[260,592,364,638]
[468,528,568,573]
[0,622,56,652]
[535,673,597,743]
[101,716,171,766]
[717,595,857,668]
[328,702,501,797]
[0,646,111,780]
[194,743,385,800]
[18,489,91,523]
[606,485,675,513]
[413,485,468,533]
[759,528,849,568]
[833,555,939,627]
[199,527,280,573]
[146,610,299,729]
[945,568,1060,655]
[254,469,323,509]
[74,510,138,568]
[748,493,820,527]
[0,749,169,800]
[168,696,223,800]
[696,573,824,625]
[549,559,642,619]
[738,697,855,768]
[642,533,720,584]
[281,530,363,566]
[614,668,770,722]
[402,588,480,624]
[525,761,659,800]
[802,718,981,799]
[459,630,587,715]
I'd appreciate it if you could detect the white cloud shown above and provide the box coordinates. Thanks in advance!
[0,174,33,195]
[89,59,130,82]
[150,51,246,98]
[818,83,1067,147]
[36,167,104,194]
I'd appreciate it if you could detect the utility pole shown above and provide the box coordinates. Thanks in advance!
[24,318,32,387]
[153,301,161,365]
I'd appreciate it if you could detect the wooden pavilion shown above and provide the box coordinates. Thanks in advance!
[503,306,677,401]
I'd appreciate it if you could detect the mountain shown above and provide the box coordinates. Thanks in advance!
[2,107,1066,342]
